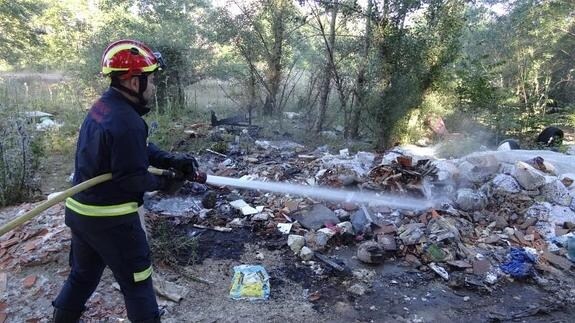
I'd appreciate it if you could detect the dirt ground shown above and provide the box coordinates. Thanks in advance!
[1,200,574,323]
[2,139,575,322]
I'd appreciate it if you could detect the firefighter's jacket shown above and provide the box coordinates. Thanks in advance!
[65,88,171,230]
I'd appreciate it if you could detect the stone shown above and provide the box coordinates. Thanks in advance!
[405,254,422,267]
[542,252,572,271]
[334,209,350,221]
[351,208,371,234]
[494,216,509,230]
[317,227,337,238]
[399,223,425,245]
[458,154,500,183]
[305,231,330,251]
[287,234,305,253]
[377,234,397,251]
[541,178,571,206]
[472,259,491,275]
[357,241,385,264]
[427,217,460,242]
[229,199,259,216]
[347,283,367,296]
[447,260,472,269]
[336,221,354,235]
[492,174,521,194]
[519,217,538,230]
[299,246,314,261]
[251,212,270,221]
[549,205,575,227]
[23,275,36,288]
[292,204,340,231]
[455,189,487,211]
[513,161,546,190]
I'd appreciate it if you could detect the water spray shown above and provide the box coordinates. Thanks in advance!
[206,175,433,210]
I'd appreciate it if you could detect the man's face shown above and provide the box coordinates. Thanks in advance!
[141,73,156,104]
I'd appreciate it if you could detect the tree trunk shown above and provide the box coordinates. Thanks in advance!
[315,1,338,132]
[264,0,286,116]
[349,0,373,139]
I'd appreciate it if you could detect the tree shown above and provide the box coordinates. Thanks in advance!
[0,0,44,68]
[367,0,466,148]
[216,0,306,116]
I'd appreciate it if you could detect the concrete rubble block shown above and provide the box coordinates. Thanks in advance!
[305,231,330,251]
[251,212,270,221]
[292,204,340,231]
[317,227,337,239]
[351,208,371,234]
[287,234,305,253]
[499,163,515,175]
[336,221,354,235]
[228,218,246,227]
[427,217,461,242]
[398,223,425,245]
[458,154,500,183]
[376,234,397,251]
[229,199,259,216]
[357,241,385,264]
[541,178,572,206]
[455,188,487,211]
[549,205,575,227]
[299,246,314,260]
[512,161,547,190]
[433,160,460,183]
[491,174,521,194]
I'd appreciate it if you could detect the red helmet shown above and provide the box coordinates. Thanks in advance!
[101,39,165,79]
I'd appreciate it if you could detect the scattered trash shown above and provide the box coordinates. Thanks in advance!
[500,248,536,278]
[428,263,449,280]
[229,265,270,301]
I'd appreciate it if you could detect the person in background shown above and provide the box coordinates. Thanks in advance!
[52,39,202,323]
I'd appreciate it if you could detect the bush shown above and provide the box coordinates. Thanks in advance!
[0,115,42,206]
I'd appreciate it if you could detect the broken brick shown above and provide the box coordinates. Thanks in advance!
[22,275,37,288]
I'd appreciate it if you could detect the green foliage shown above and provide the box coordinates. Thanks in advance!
[365,0,466,148]
[150,219,198,267]
[0,0,44,68]
[0,100,42,206]
[455,0,575,139]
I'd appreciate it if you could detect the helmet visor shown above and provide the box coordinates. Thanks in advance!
[154,52,166,70]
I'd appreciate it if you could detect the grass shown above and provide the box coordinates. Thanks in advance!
[149,219,198,267]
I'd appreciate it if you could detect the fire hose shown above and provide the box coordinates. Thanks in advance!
[0,167,206,237]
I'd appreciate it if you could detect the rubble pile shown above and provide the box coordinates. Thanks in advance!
[184,141,575,288]
[1,122,575,320]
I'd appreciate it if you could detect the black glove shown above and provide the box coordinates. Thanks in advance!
[169,154,199,180]
[158,168,185,195]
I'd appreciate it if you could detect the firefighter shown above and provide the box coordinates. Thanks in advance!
[52,39,199,323]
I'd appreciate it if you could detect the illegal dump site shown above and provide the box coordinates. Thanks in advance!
[1,121,575,323]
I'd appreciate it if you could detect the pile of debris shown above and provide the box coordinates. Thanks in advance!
[2,122,575,320]
[156,139,575,288]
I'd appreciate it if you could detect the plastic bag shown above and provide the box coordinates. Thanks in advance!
[500,247,536,278]
[229,265,270,300]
